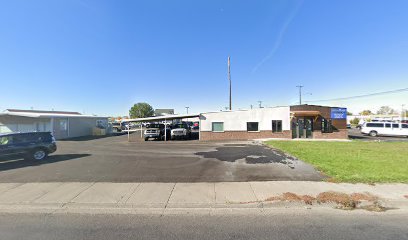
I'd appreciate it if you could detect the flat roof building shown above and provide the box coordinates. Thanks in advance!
[200,105,348,140]
[0,109,109,139]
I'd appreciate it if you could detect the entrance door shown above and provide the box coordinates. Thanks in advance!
[305,118,313,138]
[294,118,313,139]
[298,119,305,138]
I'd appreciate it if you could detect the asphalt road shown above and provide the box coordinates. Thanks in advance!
[348,128,408,142]
[1,211,407,240]
[0,134,323,182]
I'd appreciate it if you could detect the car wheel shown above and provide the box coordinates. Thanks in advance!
[27,148,48,160]
[144,137,149,141]
[369,131,378,137]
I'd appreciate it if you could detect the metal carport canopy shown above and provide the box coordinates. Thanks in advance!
[121,113,201,141]
[121,113,200,123]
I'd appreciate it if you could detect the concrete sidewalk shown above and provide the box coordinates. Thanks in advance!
[0,182,407,214]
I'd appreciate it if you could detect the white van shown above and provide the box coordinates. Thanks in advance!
[361,122,408,137]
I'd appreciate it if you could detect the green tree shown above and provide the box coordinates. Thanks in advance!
[376,106,396,115]
[129,102,155,118]
[359,110,372,116]
[350,117,360,125]
[347,111,353,116]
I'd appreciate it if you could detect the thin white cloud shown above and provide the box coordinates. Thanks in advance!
[252,0,304,73]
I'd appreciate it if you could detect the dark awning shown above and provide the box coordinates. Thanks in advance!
[290,111,321,117]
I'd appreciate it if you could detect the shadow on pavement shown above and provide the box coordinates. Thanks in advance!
[59,133,126,141]
[0,154,91,171]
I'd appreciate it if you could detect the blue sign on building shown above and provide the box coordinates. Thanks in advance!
[331,108,347,119]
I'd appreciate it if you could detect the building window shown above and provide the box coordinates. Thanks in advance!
[59,120,68,131]
[247,122,259,132]
[212,122,224,132]
[321,119,333,133]
[272,120,282,133]
[96,119,108,129]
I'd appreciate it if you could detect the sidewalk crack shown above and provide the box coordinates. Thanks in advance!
[249,182,264,211]
[62,182,96,208]
[161,183,176,216]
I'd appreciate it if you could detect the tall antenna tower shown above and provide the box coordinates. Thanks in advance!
[296,85,304,105]
[228,56,232,110]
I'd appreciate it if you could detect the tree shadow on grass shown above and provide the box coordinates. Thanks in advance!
[0,154,91,172]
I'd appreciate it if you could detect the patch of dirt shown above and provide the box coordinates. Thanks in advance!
[360,202,387,212]
[316,192,357,209]
[260,191,387,211]
[350,192,378,202]
[404,195,408,199]
[265,192,316,205]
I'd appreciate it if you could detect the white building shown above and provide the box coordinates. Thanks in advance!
[0,109,109,139]
[200,106,292,140]
[200,105,348,140]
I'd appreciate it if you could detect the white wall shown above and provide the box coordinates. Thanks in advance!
[200,107,290,131]
[0,116,51,133]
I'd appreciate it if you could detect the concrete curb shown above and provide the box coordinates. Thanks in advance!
[0,199,407,215]
[0,181,407,214]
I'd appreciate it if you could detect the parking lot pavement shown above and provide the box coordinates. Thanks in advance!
[348,128,408,142]
[0,133,324,183]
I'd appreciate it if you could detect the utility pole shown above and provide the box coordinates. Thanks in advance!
[296,85,304,105]
[250,104,253,109]
[258,101,263,108]
[185,106,189,114]
[228,56,232,110]
[401,104,405,122]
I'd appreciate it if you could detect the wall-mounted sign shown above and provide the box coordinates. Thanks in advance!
[331,108,347,119]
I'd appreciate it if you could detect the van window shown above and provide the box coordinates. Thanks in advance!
[366,123,384,128]
[392,124,399,128]
[402,124,408,129]
[385,123,391,128]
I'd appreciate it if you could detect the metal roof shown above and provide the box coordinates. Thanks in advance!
[6,109,81,115]
[0,111,106,118]
[122,113,200,122]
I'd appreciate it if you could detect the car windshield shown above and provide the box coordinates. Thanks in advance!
[173,124,186,129]
[148,124,161,128]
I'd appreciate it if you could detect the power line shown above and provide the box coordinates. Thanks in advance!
[305,87,408,103]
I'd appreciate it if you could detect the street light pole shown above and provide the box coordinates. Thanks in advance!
[185,106,189,114]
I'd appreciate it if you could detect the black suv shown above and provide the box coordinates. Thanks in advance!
[0,132,57,160]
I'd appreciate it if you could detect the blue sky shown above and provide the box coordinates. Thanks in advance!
[1,0,407,116]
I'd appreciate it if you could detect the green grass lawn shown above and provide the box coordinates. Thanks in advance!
[266,141,408,183]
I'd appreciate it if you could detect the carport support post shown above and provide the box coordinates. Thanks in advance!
[164,119,167,142]
[127,124,130,142]
[140,122,143,138]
